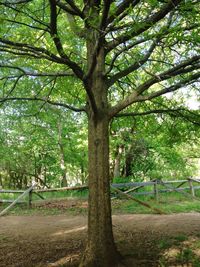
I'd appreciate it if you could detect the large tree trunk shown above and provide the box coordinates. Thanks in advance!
[79,13,121,264]
[79,115,120,267]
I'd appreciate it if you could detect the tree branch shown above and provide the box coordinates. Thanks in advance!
[0,38,68,63]
[108,39,158,87]
[115,108,200,126]
[136,72,200,102]
[0,0,32,4]
[56,0,83,17]
[100,0,112,30]
[107,0,141,26]
[109,55,200,117]
[0,36,84,80]
[0,65,75,77]
[105,37,153,75]
[134,56,200,97]
[4,19,50,32]
[64,0,84,18]
[106,0,182,52]
[49,0,85,79]
[0,2,49,27]
[0,97,86,112]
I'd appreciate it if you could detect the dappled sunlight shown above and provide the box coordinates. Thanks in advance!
[47,253,80,267]
[52,226,87,236]
[160,236,200,265]
[163,247,180,259]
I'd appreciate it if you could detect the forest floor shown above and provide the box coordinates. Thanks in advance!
[1,199,200,267]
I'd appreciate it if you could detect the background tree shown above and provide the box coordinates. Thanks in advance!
[110,108,200,181]
[0,0,200,266]
[0,105,88,188]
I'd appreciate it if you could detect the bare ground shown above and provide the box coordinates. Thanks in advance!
[1,210,200,266]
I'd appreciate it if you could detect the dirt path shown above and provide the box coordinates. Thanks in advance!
[1,213,200,267]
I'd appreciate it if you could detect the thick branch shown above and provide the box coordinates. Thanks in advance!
[108,39,158,87]
[100,0,112,30]
[136,72,200,102]
[109,56,200,117]
[134,56,200,96]
[106,0,182,52]
[49,0,84,79]
[56,1,82,17]
[107,0,140,26]
[64,0,84,18]
[1,39,84,80]
[0,38,69,63]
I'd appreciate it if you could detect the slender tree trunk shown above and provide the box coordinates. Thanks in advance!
[57,120,68,187]
[80,116,120,267]
[125,145,134,177]
[113,145,123,178]
[0,174,3,187]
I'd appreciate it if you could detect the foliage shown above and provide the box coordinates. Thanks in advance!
[0,1,200,264]
[111,113,200,181]
[0,106,88,188]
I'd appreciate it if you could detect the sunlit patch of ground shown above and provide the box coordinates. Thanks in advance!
[159,237,200,266]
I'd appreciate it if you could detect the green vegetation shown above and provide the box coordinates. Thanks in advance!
[158,237,200,267]
[112,195,200,214]
[0,0,200,266]
[2,190,200,216]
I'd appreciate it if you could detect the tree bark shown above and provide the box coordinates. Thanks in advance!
[79,10,121,263]
[79,115,120,267]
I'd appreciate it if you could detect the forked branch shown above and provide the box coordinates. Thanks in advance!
[109,56,200,117]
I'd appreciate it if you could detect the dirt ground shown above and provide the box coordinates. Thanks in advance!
[1,210,200,267]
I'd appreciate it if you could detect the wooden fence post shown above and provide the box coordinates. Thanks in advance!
[0,184,35,216]
[154,179,159,201]
[188,179,195,197]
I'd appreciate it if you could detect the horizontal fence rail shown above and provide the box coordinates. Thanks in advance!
[1,178,200,216]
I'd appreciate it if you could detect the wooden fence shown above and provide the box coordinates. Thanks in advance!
[0,177,200,216]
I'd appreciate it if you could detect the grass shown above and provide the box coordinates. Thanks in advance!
[0,188,88,201]
[158,235,188,250]
[158,236,200,267]
[111,191,200,214]
[1,186,200,216]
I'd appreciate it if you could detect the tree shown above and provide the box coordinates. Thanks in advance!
[110,110,200,181]
[0,1,200,266]
[0,105,87,188]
